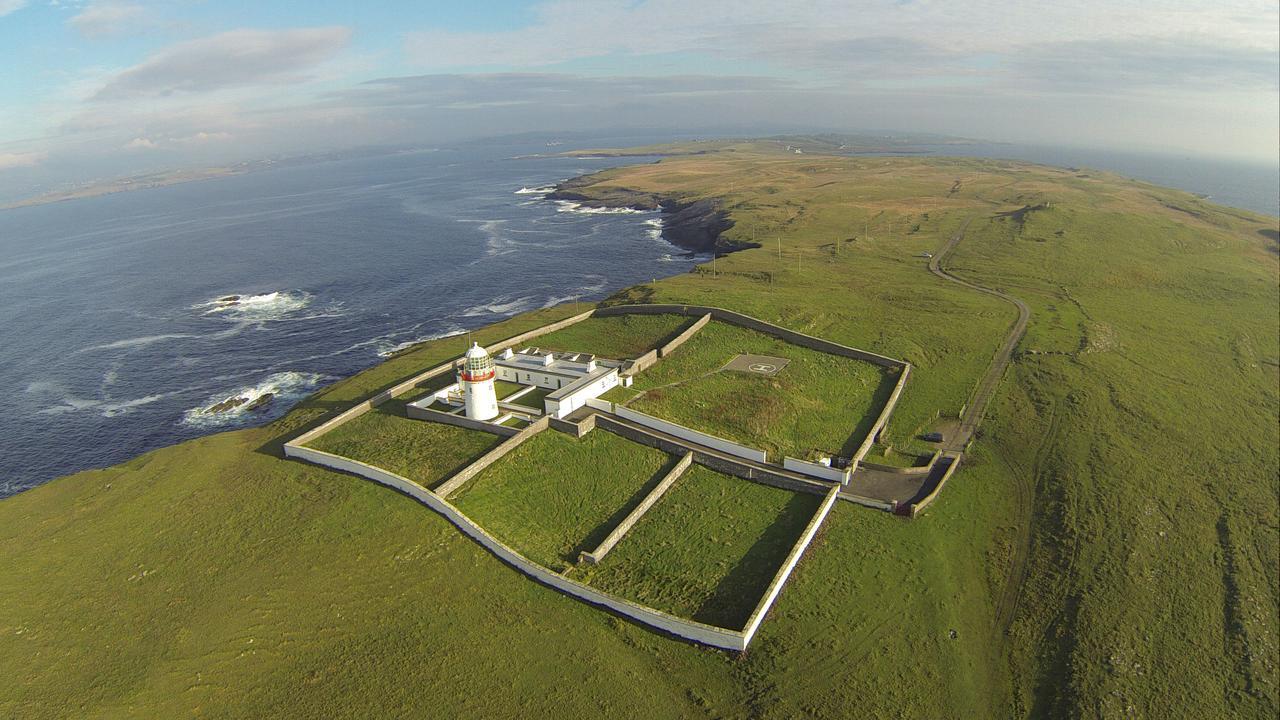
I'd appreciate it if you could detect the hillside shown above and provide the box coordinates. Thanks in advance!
[1,148,1276,719]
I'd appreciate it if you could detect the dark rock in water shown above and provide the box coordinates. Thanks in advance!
[217,295,241,303]
[205,395,249,413]
[244,393,274,412]
[202,392,273,414]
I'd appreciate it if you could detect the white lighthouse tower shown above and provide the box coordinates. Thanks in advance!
[460,343,499,420]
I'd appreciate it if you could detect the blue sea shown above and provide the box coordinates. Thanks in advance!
[0,142,699,496]
[0,135,1274,497]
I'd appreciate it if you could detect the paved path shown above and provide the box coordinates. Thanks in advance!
[928,217,1030,454]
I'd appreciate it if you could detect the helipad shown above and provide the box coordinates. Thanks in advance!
[723,354,790,376]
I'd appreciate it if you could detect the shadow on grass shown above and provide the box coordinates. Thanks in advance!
[838,367,903,459]
[691,491,823,629]
[566,452,686,565]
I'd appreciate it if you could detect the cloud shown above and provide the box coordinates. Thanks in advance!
[92,26,352,100]
[70,1,145,38]
[0,0,26,18]
[0,151,46,170]
[123,137,158,150]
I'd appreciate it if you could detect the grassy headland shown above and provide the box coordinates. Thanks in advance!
[1,144,1276,719]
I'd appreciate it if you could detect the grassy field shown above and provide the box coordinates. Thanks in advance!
[530,313,690,359]
[618,321,893,459]
[581,464,822,628]
[308,405,501,491]
[451,430,674,569]
[1,144,1275,719]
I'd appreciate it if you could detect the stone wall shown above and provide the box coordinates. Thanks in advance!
[782,456,851,483]
[548,412,597,438]
[658,313,711,357]
[612,404,768,463]
[848,364,912,472]
[594,415,831,497]
[434,416,550,498]
[281,443,750,650]
[623,349,659,376]
[908,455,961,518]
[594,304,906,368]
[740,484,842,646]
[858,450,941,475]
[405,404,520,437]
[579,451,693,565]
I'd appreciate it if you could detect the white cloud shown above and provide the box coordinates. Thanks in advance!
[0,0,27,18]
[123,137,158,149]
[70,1,145,38]
[0,151,46,170]
[93,26,352,100]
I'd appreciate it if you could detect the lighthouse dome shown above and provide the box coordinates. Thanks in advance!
[461,343,494,378]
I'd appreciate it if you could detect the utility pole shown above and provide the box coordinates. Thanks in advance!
[777,236,782,262]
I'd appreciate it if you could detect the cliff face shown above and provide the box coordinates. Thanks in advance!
[548,177,757,256]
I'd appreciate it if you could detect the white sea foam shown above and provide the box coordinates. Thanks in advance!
[514,185,556,195]
[29,379,177,417]
[81,333,199,352]
[462,295,537,318]
[182,371,324,427]
[553,200,648,215]
[194,291,313,321]
[376,328,467,358]
[643,217,664,241]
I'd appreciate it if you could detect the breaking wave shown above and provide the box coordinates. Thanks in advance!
[553,200,649,215]
[194,291,313,321]
[182,371,324,427]
[462,295,537,318]
[514,184,557,195]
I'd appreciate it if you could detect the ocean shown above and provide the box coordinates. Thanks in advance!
[0,143,697,496]
[1,135,1274,497]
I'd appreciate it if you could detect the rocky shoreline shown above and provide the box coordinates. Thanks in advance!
[548,175,758,256]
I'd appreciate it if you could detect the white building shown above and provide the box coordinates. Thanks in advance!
[493,347,621,419]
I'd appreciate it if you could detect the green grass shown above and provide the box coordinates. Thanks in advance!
[531,313,691,359]
[506,386,550,409]
[307,405,501,490]
[625,321,893,459]
[451,430,674,569]
[581,464,822,629]
[493,380,525,400]
[2,146,1275,719]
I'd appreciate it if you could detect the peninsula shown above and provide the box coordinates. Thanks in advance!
[1,143,1276,719]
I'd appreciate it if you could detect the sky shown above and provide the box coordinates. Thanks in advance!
[0,0,1276,193]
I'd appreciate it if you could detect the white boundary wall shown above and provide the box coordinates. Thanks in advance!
[741,484,841,646]
[613,405,767,463]
[783,457,850,484]
[282,444,749,650]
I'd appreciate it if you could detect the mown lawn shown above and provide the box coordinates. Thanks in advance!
[451,430,676,570]
[623,321,894,460]
[307,406,501,491]
[581,464,822,628]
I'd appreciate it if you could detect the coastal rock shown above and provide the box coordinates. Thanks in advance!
[548,176,756,255]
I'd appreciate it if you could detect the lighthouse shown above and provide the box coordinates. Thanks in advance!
[460,343,499,420]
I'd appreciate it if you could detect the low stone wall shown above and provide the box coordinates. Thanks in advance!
[484,309,596,357]
[740,484,842,646]
[624,349,659,376]
[595,415,830,497]
[613,405,767,463]
[859,450,941,475]
[434,416,550,498]
[580,451,692,565]
[282,443,749,650]
[908,455,961,518]
[548,412,596,438]
[836,492,898,512]
[594,304,905,368]
[783,457,851,483]
[848,364,912,472]
[658,313,711,357]
[405,404,520,437]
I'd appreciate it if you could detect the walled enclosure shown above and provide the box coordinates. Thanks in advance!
[283,304,914,649]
